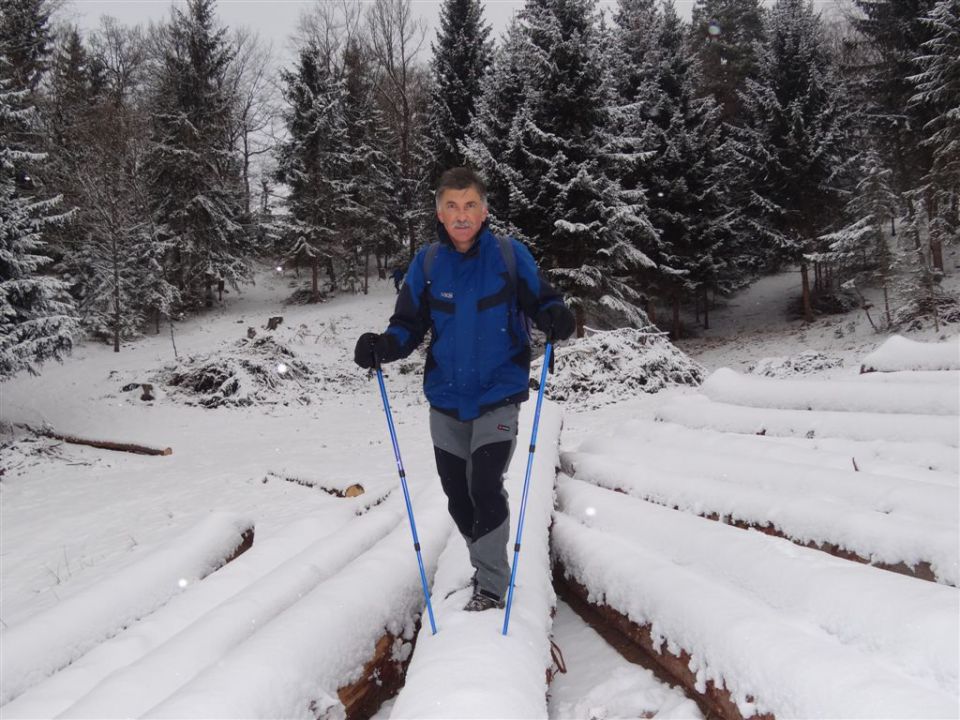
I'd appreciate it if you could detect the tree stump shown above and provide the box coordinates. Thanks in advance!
[267,316,283,331]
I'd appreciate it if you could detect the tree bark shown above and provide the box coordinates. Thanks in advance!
[312,256,320,302]
[671,292,681,339]
[800,263,813,323]
[702,285,710,330]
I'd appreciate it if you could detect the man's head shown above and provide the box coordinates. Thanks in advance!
[435,167,489,252]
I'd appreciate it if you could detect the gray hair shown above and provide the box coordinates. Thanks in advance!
[435,167,488,210]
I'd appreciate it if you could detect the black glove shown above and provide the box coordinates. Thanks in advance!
[535,303,575,341]
[353,332,401,369]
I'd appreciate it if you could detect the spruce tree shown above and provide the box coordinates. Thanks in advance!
[340,37,395,293]
[145,0,251,310]
[688,0,766,125]
[467,0,656,333]
[911,0,959,271]
[462,19,531,238]
[817,149,898,286]
[633,2,739,335]
[853,0,939,259]
[0,67,78,378]
[275,42,349,298]
[730,0,858,322]
[427,0,492,179]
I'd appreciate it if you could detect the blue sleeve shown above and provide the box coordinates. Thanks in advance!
[384,248,431,358]
[512,239,565,317]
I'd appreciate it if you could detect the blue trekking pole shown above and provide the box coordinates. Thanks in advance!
[374,358,438,635]
[502,340,553,636]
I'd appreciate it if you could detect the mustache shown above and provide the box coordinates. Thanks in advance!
[452,222,473,229]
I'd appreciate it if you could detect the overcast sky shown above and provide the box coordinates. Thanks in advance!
[66,0,691,69]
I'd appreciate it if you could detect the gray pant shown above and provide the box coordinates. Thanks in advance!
[430,404,520,599]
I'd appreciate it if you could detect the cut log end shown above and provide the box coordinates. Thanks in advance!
[334,629,416,720]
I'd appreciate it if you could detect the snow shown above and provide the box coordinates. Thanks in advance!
[389,401,562,719]
[547,602,702,720]
[702,366,959,415]
[0,512,253,706]
[861,334,960,372]
[1,261,958,718]
[5,502,404,718]
[656,393,959,447]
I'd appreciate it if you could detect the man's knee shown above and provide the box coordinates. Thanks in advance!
[435,447,473,536]
[469,440,512,538]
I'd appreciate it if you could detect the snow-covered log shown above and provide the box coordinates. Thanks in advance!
[139,486,452,719]
[655,394,959,447]
[702,367,959,415]
[560,448,959,584]
[0,513,254,705]
[31,502,405,718]
[0,513,358,718]
[577,415,959,483]
[388,401,564,719]
[552,483,959,718]
[860,335,960,373]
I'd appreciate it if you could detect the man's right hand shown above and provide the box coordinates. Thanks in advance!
[353,332,400,369]
[354,333,380,369]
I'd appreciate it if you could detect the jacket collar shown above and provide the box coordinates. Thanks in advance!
[436,220,493,257]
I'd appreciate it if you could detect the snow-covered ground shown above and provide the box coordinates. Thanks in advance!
[1,261,958,718]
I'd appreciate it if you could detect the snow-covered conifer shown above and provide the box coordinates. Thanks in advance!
[730,0,858,322]
[426,0,492,179]
[468,0,656,333]
[275,42,350,298]
[910,0,959,271]
[688,0,766,125]
[0,66,78,378]
[144,0,252,310]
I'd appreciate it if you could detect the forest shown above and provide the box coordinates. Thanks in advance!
[1,0,957,377]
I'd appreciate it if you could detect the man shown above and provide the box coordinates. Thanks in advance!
[353,167,575,612]
[390,266,405,293]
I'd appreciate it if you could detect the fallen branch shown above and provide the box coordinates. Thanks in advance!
[19,424,172,456]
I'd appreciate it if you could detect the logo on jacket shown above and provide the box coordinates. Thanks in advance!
[440,291,454,299]
[497,424,510,431]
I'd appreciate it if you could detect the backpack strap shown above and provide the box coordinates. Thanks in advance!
[423,242,441,285]
[497,236,517,293]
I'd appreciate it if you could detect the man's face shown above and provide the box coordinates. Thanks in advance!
[437,186,488,252]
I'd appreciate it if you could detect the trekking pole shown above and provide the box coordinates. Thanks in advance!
[374,358,438,635]
[502,340,553,636]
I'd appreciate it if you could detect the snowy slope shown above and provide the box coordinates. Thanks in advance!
[2,262,958,718]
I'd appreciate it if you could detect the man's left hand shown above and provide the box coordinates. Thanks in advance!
[535,303,575,341]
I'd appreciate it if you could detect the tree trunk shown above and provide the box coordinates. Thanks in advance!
[113,234,121,353]
[672,293,681,339]
[647,299,657,325]
[312,257,319,302]
[702,285,710,330]
[363,251,370,295]
[928,189,943,272]
[326,256,337,292]
[883,283,891,327]
[800,263,813,323]
[575,305,585,339]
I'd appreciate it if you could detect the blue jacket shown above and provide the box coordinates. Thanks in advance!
[385,224,565,421]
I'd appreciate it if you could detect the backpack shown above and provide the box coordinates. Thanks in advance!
[422,236,531,342]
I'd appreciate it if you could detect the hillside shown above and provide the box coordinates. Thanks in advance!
[1,263,957,719]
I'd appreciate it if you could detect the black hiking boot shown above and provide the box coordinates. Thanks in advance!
[464,590,504,612]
